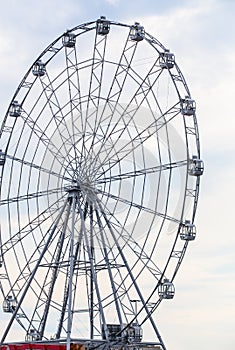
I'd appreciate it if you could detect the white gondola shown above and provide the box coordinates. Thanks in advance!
[62,31,76,48]
[2,295,17,313]
[180,220,196,241]
[25,329,40,341]
[0,149,6,166]
[32,60,46,77]
[159,50,175,69]
[97,16,110,35]
[181,96,196,115]
[103,323,143,342]
[130,22,145,41]
[158,279,175,299]
[102,324,122,341]
[9,100,21,117]
[126,323,143,343]
[189,155,204,176]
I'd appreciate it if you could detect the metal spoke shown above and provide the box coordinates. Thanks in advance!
[0,187,64,206]
[98,189,181,224]
[4,153,72,182]
[96,160,187,183]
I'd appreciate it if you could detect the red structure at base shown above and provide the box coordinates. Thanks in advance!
[0,344,85,350]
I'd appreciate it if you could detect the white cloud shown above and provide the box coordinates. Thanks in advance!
[105,0,120,5]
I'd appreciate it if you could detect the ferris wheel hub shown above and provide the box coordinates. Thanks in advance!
[64,184,81,197]
[64,180,98,204]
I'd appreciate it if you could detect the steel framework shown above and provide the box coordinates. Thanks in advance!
[0,17,203,350]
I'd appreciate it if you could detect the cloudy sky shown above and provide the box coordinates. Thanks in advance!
[0,0,234,349]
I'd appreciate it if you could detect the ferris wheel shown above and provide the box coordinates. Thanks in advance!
[0,17,203,350]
